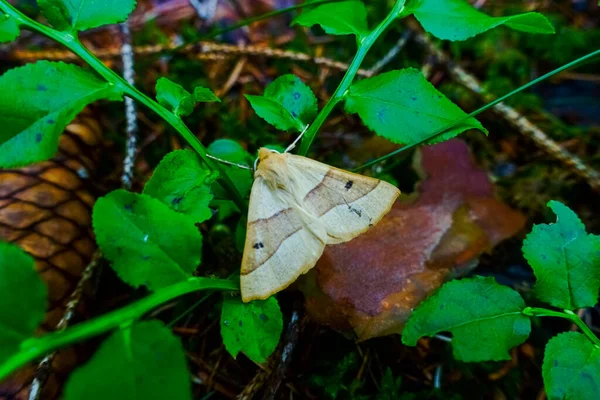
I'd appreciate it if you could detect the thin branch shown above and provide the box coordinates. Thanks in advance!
[120,20,139,190]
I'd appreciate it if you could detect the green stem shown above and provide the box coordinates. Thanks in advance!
[297,0,406,155]
[355,48,600,171]
[0,0,246,212]
[523,307,600,347]
[0,277,238,382]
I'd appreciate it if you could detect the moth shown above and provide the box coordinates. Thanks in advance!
[240,148,400,302]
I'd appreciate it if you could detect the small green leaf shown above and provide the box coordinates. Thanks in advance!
[246,74,317,132]
[193,86,220,103]
[402,277,531,362]
[38,0,137,32]
[523,201,600,310]
[0,242,47,362]
[64,321,192,400]
[93,190,202,291]
[543,332,600,400]
[143,149,216,224]
[208,139,253,203]
[292,1,369,40]
[220,296,283,363]
[0,14,20,43]
[0,61,120,168]
[409,0,555,41]
[345,68,486,145]
[155,77,195,117]
[376,368,403,400]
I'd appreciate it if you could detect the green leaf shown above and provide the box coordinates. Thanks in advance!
[143,149,216,224]
[523,201,600,310]
[292,1,369,40]
[220,296,283,363]
[246,74,317,132]
[155,77,195,117]
[345,68,486,145]
[543,332,600,400]
[64,320,192,400]
[38,0,137,32]
[0,61,120,168]
[92,190,202,291]
[193,86,220,103]
[402,277,531,362]
[0,242,47,362]
[409,0,555,41]
[0,14,20,43]
[208,139,253,203]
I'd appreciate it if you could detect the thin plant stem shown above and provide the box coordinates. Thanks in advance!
[0,0,246,211]
[0,278,239,382]
[297,0,407,155]
[523,307,600,347]
[355,48,600,171]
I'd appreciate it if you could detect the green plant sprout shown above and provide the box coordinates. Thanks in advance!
[403,201,600,399]
[0,0,598,398]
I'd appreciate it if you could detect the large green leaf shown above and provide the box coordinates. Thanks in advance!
[220,296,283,363]
[523,201,600,310]
[0,61,120,167]
[0,14,20,43]
[38,0,137,32]
[0,242,47,362]
[246,74,317,132]
[292,1,369,40]
[92,190,202,291]
[409,0,554,41]
[543,332,600,400]
[402,277,531,362]
[143,149,216,223]
[64,321,192,400]
[345,68,486,145]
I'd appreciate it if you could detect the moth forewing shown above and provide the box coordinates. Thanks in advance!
[240,149,400,302]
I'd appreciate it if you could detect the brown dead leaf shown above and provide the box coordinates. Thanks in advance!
[297,139,526,340]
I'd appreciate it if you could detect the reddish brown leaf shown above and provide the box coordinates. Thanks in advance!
[298,139,525,340]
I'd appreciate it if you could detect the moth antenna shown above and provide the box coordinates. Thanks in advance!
[207,154,252,170]
[285,124,310,153]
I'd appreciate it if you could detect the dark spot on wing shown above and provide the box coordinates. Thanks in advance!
[37,84,47,91]
[35,133,42,143]
[411,97,417,101]
[377,109,385,122]
[253,242,264,249]
[291,111,298,118]
[142,255,150,261]
[345,180,353,190]
[239,320,243,327]
[293,92,300,100]
[47,119,55,124]
[259,313,269,322]
[124,203,134,211]
[172,196,183,205]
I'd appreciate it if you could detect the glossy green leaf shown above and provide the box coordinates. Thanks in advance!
[220,296,283,363]
[0,14,20,42]
[409,0,554,41]
[208,139,253,205]
[345,68,486,145]
[0,61,120,168]
[543,332,600,400]
[38,0,137,32]
[292,1,369,39]
[155,77,195,117]
[523,201,600,310]
[143,149,216,223]
[402,277,531,362]
[0,242,47,362]
[93,190,202,291]
[64,321,192,400]
[193,87,220,103]
[246,74,317,132]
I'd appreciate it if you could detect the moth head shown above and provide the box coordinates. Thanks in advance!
[255,148,290,188]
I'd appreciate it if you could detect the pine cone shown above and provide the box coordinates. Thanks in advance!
[0,111,103,400]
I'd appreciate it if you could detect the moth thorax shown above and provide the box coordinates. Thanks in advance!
[255,148,291,189]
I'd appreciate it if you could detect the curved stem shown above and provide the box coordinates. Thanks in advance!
[0,0,246,212]
[355,48,600,171]
[0,278,239,382]
[297,0,406,155]
[523,307,600,347]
